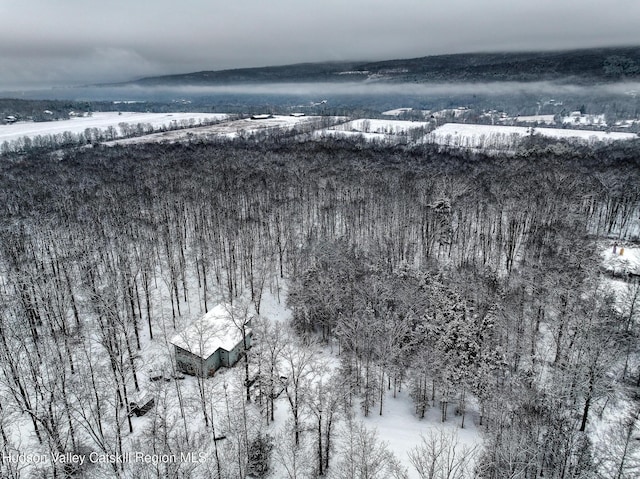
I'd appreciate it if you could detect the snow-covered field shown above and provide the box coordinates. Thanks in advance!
[562,113,607,127]
[614,119,640,129]
[382,108,414,116]
[3,113,637,153]
[103,114,327,146]
[430,107,469,119]
[426,123,638,150]
[315,118,430,142]
[0,112,227,144]
[331,118,429,134]
[506,114,556,124]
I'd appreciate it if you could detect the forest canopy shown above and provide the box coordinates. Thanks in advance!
[0,138,639,478]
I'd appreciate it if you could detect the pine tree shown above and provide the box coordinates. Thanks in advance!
[247,433,274,478]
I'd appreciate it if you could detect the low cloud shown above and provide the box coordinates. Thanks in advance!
[1,0,639,88]
[95,81,640,99]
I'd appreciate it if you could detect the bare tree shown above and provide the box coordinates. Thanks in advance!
[333,418,408,479]
[408,428,478,479]
[278,334,318,446]
[273,420,314,479]
[597,405,640,479]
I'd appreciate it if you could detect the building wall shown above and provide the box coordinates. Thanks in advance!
[227,345,238,367]
[175,346,201,376]
[220,331,252,367]
[205,350,222,376]
[219,349,229,367]
[175,346,221,376]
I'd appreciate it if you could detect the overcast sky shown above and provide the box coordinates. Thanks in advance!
[2,0,640,88]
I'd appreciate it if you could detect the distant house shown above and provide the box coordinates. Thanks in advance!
[4,115,17,124]
[171,303,252,377]
[251,114,273,120]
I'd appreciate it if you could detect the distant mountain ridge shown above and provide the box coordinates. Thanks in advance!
[122,46,640,86]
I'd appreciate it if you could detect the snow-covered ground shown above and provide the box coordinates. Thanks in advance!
[364,390,481,478]
[0,112,228,145]
[426,123,638,150]
[601,242,640,279]
[259,289,482,479]
[595,242,640,475]
[129,283,482,479]
[3,256,481,478]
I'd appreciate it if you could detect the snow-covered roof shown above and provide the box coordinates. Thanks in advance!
[171,304,247,359]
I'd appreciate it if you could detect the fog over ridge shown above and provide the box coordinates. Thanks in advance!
[95,80,640,98]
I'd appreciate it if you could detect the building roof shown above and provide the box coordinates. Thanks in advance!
[170,303,248,359]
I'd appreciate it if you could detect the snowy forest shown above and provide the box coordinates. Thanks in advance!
[1,136,640,478]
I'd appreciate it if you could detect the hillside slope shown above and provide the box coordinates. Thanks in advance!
[121,46,640,86]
